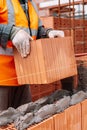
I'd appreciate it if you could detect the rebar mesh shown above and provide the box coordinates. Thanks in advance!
[57,0,87,54]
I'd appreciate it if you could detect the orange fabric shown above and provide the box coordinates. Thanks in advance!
[11,0,28,27]
[28,1,38,30]
[0,0,8,23]
[0,55,18,86]
[32,35,37,40]
[0,1,18,85]
[0,0,39,85]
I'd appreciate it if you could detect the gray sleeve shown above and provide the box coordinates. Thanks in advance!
[0,24,13,48]
[37,26,53,39]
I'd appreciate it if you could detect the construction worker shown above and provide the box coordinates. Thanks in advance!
[0,0,64,111]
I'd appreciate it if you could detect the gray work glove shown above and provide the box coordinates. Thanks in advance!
[11,27,33,58]
[48,30,65,38]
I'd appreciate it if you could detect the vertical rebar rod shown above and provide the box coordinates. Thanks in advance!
[82,0,85,52]
[58,0,61,28]
[72,0,75,46]
[68,0,72,37]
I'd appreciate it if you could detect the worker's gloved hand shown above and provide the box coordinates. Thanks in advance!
[12,29,33,58]
[48,30,64,38]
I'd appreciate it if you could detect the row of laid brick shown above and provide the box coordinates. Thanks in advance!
[74,44,87,54]
[27,99,87,130]
[41,17,87,29]
[30,80,62,101]
[40,16,87,54]
[31,55,87,101]
[0,98,86,130]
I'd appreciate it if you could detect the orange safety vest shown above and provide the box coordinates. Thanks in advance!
[0,0,42,86]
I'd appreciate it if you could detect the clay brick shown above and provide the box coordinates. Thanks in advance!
[40,16,87,54]
[27,117,54,130]
[65,103,81,130]
[41,16,60,29]
[39,84,55,92]
[81,99,87,130]
[14,37,77,84]
[76,55,87,64]
[32,95,40,102]
[73,75,78,89]
[40,17,71,29]
[30,80,61,101]
[39,9,50,17]
[0,124,16,130]
[53,112,67,130]
[39,90,54,99]
[53,80,62,90]
[30,85,40,95]
[74,44,84,54]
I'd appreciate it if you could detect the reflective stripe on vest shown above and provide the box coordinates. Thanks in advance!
[6,0,15,24]
[0,47,13,56]
[0,0,42,38]
[31,0,42,27]
[0,0,42,56]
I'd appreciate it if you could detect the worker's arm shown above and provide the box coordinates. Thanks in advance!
[37,26,52,39]
[0,24,32,57]
[37,26,65,39]
[0,24,14,48]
